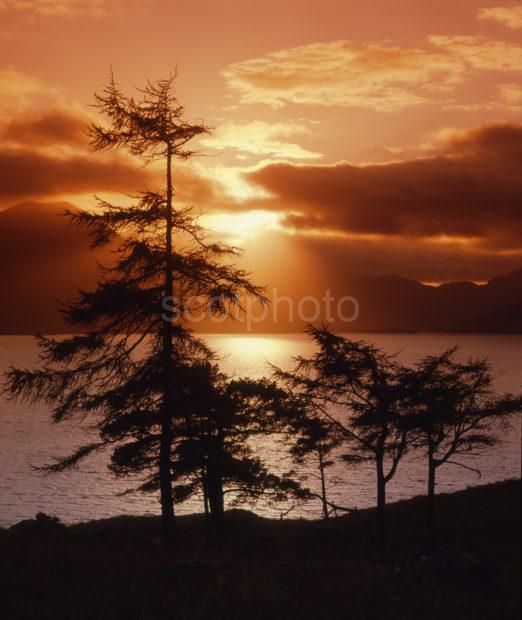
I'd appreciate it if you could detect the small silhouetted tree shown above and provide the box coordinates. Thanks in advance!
[4,72,265,541]
[290,417,342,519]
[275,391,342,519]
[274,326,409,553]
[114,362,306,541]
[400,349,522,536]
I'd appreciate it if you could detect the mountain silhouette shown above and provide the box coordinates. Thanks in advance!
[456,301,522,333]
[337,270,522,333]
[1,202,521,334]
[0,201,119,334]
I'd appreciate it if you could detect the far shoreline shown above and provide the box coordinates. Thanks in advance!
[2,330,522,336]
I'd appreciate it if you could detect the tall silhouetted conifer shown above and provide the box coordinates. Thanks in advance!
[5,72,265,541]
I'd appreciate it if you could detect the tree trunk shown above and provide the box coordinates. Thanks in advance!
[318,450,329,519]
[159,144,175,541]
[206,477,225,542]
[376,453,387,555]
[206,433,226,542]
[203,466,211,542]
[427,448,437,540]
[207,476,225,526]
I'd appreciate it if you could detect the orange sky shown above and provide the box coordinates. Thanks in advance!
[1,0,522,285]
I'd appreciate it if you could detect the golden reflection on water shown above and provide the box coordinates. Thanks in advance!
[206,333,308,378]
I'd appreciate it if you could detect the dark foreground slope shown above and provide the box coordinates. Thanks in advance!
[0,480,519,620]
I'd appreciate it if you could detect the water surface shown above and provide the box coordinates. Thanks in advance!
[0,334,520,526]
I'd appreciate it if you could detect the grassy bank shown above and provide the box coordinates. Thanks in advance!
[1,480,519,619]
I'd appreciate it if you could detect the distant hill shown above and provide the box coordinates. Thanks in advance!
[456,302,522,333]
[0,201,119,334]
[1,201,521,334]
[338,269,522,333]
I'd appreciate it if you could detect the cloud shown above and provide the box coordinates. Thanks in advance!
[0,108,89,147]
[243,122,522,251]
[0,0,114,18]
[0,147,157,204]
[437,121,522,161]
[0,67,222,206]
[222,40,466,112]
[478,5,522,30]
[429,35,522,71]
[270,230,522,285]
[0,73,162,205]
[498,82,522,105]
[0,67,251,213]
[442,82,522,112]
[170,163,232,208]
[223,34,522,112]
[0,67,65,115]
[0,81,226,211]
[201,120,321,160]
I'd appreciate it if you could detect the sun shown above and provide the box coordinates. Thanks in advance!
[202,210,281,244]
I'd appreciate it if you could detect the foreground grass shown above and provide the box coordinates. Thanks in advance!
[0,480,519,619]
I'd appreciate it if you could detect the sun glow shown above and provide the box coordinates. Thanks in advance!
[202,210,281,243]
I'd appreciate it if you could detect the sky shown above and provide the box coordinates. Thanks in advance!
[1,0,522,287]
